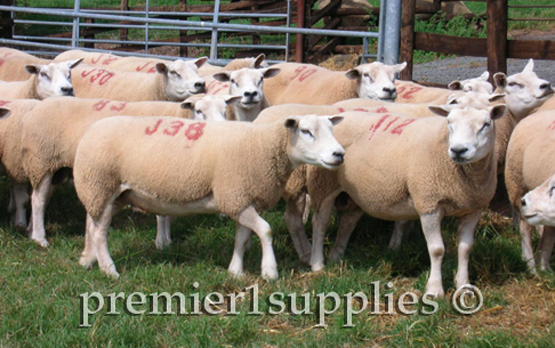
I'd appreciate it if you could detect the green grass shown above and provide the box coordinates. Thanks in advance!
[0,180,554,347]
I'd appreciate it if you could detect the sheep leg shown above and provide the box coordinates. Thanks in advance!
[234,206,278,281]
[420,209,445,299]
[79,214,98,269]
[228,222,252,278]
[91,205,119,278]
[29,173,54,248]
[519,218,537,273]
[328,207,364,263]
[310,192,339,272]
[284,193,312,264]
[155,215,172,250]
[538,226,555,272]
[7,187,14,213]
[388,220,409,250]
[11,183,30,229]
[302,194,312,225]
[454,210,481,290]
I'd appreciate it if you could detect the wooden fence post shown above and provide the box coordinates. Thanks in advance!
[179,0,188,57]
[0,0,13,39]
[120,0,129,43]
[487,0,507,81]
[399,0,415,80]
[295,0,305,63]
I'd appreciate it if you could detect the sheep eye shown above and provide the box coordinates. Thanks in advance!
[170,71,180,77]
[480,121,491,132]
[195,109,202,114]
[40,72,49,78]
[301,129,313,137]
[550,186,555,197]
[258,78,263,85]
[508,81,520,88]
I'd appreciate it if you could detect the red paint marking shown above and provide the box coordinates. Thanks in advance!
[376,106,388,113]
[102,56,119,65]
[207,80,228,95]
[0,52,12,58]
[145,119,163,135]
[136,62,154,72]
[0,100,12,107]
[353,108,369,112]
[368,115,390,140]
[110,102,127,112]
[163,120,185,136]
[399,86,423,100]
[290,66,317,82]
[549,121,555,131]
[298,68,317,82]
[92,100,110,111]
[0,59,4,67]
[383,116,400,132]
[81,68,97,78]
[391,119,416,135]
[91,54,104,64]
[290,66,307,81]
[337,107,345,113]
[184,122,206,141]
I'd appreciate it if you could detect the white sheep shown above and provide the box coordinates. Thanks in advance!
[0,59,83,99]
[505,110,555,272]
[0,48,51,81]
[71,58,207,102]
[22,95,236,248]
[72,115,345,279]
[306,103,506,298]
[262,61,407,105]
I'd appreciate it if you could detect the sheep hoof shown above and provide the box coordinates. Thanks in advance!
[311,262,325,273]
[32,237,50,248]
[328,249,343,263]
[424,288,445,300]
[300,253,312,264]
[79,255,96,269]
[155,239,171,250]
[262,268,279,281]
[227,268,245,279]
[101,266,120,279]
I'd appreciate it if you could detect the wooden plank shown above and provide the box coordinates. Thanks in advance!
[310,0,341,26]
[308,36,341,63]
[307,17,341,49]
[179,0,188,57]
[414,32,487,57]
[487,0,507,78]
[296,0,305,63]
[120,0,129,42]
[508,40,555,60]
[400,0,415,80]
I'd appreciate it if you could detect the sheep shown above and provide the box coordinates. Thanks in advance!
[305,103,506,298]
[262,61,407,105]
[72,115,345,279]
[505,110,555,272]
[0,49,51,81]
[0,99,41,228]
[21,95,236,248]
[71,58,207,102]
[0,59,83,99]
[199,54,268,77]
[208,67,281,122]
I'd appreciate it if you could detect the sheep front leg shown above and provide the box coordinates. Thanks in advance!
[284,193,312,264]
[228,222,252,278]
[388,220,409,250]
[11,183,30,229]
[310,193,338,272]
[538,226,555,272]
[91,207,119,278]
[454,210,481,290]
[420,209,445,299]
[234,206,278,281]
[328,207,364,263]
[29,173,54,247]
[155,215,172,250]
[79,214,98,269]
[519,218,537,273]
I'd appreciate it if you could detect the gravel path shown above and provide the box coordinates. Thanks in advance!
[414,56,555,85]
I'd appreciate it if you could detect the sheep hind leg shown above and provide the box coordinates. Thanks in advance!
[11,183,30,229]
[234,206,278,281]
[310,191,341,272]
[454,210,481,290]
[519,218,537,274]
[328,207,364,263]
[388,220,409,251]
[538,226,555,272]
[228,222,252,278]
[28,173,54,247]
[79,214,98,269]
[420,209,445,299]
[155,215,172,250]
[285,193,312,264]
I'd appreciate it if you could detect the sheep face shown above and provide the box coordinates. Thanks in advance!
[521,174,555,226]
[345,61,406,101]
[448,71,493,94]
[284,115,345,170]
[180,94,242,121]
[156,57,208,101]
[25,58,83,99]
[446,92,505,110]
[494,59,553,120]
[430,104,507,164]
[213,67,280,110]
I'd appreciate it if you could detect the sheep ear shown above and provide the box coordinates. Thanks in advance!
[479,71,489,80]
[345,68,361,80]
[68,58,84,69]
[329,115,344,126]
[224,95,242,105]
[284,117,299,129]
[194,57,208,68]
[25,64,41,75]
[446,94,459,104]
[490,104,507,120]
[155,62,168,74]
[262,67,280,79]
[428,105,451,117]
[180,100,195,110]
[448,81,462,90]
[493,73,507,89]
[523,59,534,73]
[254,54,266,68]
[393,62,407,73]
[488,93,505,102]
[0,107,11,120]
[213,72,230,82]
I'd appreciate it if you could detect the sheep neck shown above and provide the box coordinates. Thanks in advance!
[25,75,40,99]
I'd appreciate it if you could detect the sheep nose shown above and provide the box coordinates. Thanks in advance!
[450,146,468,157]
[244,91,258,98]
[521,197,527,207]
[383,87,396,94]
[540,83,551,90]
[195,81,206,92]
[333,151,345,164]
[61,87,74,95]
